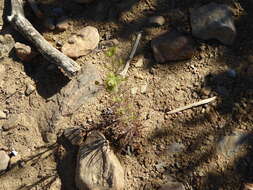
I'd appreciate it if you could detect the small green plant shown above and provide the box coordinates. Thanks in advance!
[104,46,125,92]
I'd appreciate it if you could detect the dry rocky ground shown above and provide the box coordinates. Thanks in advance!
[0,0,253,190]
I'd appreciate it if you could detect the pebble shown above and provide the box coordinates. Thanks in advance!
[56,16,70,31]
[0,151,10,172]
[134,56,144,68]
[149,16,166,26]
[131,87,138,95]
[151,30,195,63]
[61,26,99,58]
[140,84,148,94]
[25,84,35,96]
[14,42,35,62]
[0,110,7,119]
[190,3,236,45]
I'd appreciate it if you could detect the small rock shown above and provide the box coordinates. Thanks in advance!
[62,26,100,58]
[56,16,70,31]
[25,84,35,96]
[134,56,144,68]
[200,87,211,96]
[149,16,166,26]
[159,182,185,190]
[131,87,138,95]
[0,34,15,59]
[0,151,10,172]
[190,3,236,45]
[140,84,148,94]
[151,30,195,63]
[14,42,35,62]
[75,131,125,190]
[0,110,7,119]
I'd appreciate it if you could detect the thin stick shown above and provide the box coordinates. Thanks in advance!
[167,96,217,115]
[119,32,142,78]
[8,0,80,78]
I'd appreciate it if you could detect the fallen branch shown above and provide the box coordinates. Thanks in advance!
[119,32,142,78]
[8,0,80,78]
[167,96,217,115]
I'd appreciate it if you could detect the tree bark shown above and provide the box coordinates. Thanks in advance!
[7,0,80,78]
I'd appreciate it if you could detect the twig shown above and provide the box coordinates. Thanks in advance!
[8,0,80,78]
[167,96,217,115]
[119,32,142,78]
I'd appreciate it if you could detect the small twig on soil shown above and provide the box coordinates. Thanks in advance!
[8,0,80,78]
[119,32,142,78]
[167,96,217,115]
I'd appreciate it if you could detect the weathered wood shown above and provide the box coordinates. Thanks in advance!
[167,96,217,115]
[8,0,80,77]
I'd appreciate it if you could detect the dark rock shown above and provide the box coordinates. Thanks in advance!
[75,131,125,190]
[190,3,236,45]
[0,151,10,172]
[151,30,195,63]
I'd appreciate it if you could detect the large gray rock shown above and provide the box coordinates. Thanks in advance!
[151,30,195,63]
[190,3,236,45]
[62,26,99,58]
[75,131,125,190]
[0,151,10,172]
[58,64,102,116]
